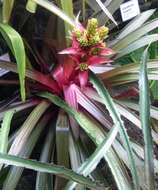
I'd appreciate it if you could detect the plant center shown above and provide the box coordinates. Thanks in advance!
[79,63,89,71]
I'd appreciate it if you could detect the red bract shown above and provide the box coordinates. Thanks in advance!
[50,18,114,109]
[58,18,114,87]
[51,57,81,108]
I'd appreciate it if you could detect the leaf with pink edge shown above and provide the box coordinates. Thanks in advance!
[64,84,78,110]
[88,56,112,65]
[59,47,78,55]
[78,71,88,88]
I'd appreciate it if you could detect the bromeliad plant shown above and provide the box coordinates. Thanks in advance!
[0,0,158,190]
[52,18,114,108]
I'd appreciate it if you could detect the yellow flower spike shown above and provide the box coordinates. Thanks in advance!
[87,18,98,36]
[78,31,89,46]
[79,63,89,71]
[98,26,109,40]
[88,34,100,46]
[73,18,108,47]
[73,28,82,38]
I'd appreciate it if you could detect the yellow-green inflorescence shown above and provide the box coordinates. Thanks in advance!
[74,18,109,47]
[79,63,89,71]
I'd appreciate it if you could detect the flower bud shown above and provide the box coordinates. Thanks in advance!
[79,63,89,71]
[78,31,89,46]
[73,28,82,38]
[87,18,98,36]
[98,26,109,40]
[88,34,100,46]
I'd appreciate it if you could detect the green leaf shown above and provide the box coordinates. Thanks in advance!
[55,110,70,189]
[60,0,74,45]
[151,81,158,100]
[0,153,103,189]
[98,0,123,25]
[85,0,100,12]
[112,18,158,51]
[36,122,55,190]
[0,110,14,154]
[68,131,85,190]
[139,47,155,189]
[38,92,132,190]
[82,0,86,21]
[118,100,158,121]
[116,34,158,59]
[95,0,117,25]
[109,9,156,47]
[60,0,73,18]
[89,72,139,190]
[0,24,26,101]
[26,0,37,13]
[0,99,39,121]
[9,101,50,156]
[2,0,14,23]
[99,60,158,80]
[0,60,61,94]
[65,124,118,190]
[2,113,51,190]
[32,0,76,27]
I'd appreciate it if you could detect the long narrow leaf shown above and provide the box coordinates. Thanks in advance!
[0,153,102,189]
[139,47,155,189]
[2,113,51,190]
[38,92,132,190]
[69,131,84,190]
[2,0,14,23]
[118,100,158,121]
[26,0,37,13]
[109,9,155,47]
[9,101,50,155]
[84,88,158,145]
[0,24,26,100]
[0,60,61,93]
[89,72,139,190]
[99,60,158,80]
[0,110,14,153]
[0,99,39,121]
[32,0,76,27]
[60,0,74,45]
[116,34,158,58]
[65,124,118,190]
[112,18,158,51]
[55,110,70,189]
[98,0,123,25]
[36,123,55,190]
[95,0,117,25]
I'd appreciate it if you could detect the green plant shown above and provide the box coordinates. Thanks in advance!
[0,1,158,190]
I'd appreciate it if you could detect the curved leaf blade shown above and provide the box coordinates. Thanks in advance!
[2,114,51,190]
[0,153,102,189]
[109,9,155,47]
[139,47,155,189]
[0,24,26,101]
[65,124,118,190]
[95,0,117,25]
[38,92,132,190]
[26,0,37,13]
[32,0,76,27]
[9,101,50,156]
[36,124,55,190]
[116,34,158,59]
[2,0,14,23]
[113,18,158,50]
[89,72,139,190]
[0,110,14,154]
